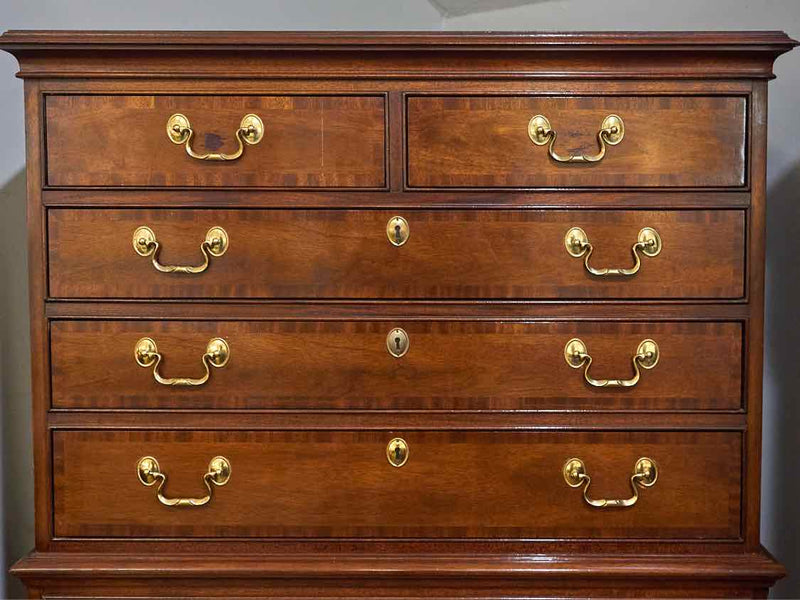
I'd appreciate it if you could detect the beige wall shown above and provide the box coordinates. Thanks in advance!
[1,1,799,598]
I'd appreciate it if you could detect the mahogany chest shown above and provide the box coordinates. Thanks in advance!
[0,30,796,599]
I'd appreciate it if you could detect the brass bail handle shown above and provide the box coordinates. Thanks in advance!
[563,457,658,508]
[137,456,231,507]
[166,113,264,161]
[133,225,229,274]
[565,226,661,277]
[134,337,230,387]
[528,114,624,163]
[564,338,659,388]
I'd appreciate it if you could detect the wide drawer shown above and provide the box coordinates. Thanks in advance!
[44,95,386,187]
[51,320,742,411]
[48,209,745,299]
[407,96,746,188]
[53,429,742,539]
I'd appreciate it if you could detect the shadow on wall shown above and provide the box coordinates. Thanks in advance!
[764,161,800,599]
[0,168,33,600]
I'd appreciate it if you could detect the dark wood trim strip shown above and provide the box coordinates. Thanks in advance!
[46,411,747,430]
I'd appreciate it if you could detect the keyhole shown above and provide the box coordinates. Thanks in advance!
[395,336,403,351]
[395,224,402,243]
[395,446,403,462]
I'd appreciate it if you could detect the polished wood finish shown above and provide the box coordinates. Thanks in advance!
[45,95,386,188]
[51,320,743,411]
[48,208,745,299]
[408,96,746,188]
[53,430,741,540]
[1,30,795,599]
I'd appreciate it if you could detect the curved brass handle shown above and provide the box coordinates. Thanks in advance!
[137,456,231,507]
[133,226,228,274]
[565,226,661,277]
[135,337,230,386]
[167,113,264,161]
[563,457,657,508]
[528,114,624,163]
[564,338,659,388]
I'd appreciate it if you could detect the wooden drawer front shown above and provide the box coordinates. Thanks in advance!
[44,95,386,188]
[407,96,746,188]
[51,320,742,411]
[53,430,742,539]
[48,209,745,299]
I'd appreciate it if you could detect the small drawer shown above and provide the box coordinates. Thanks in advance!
[50,320,743,411]
[47,209,745,300]
[44,95,386,188]
[53,429,742,540]
[407,96,746,188]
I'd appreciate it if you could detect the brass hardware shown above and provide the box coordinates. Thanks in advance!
[386,438,409,468]
[387,216,410,247]
[564,338,659,388]
[563,457,658,508]
[386,328,410,358]
[133,225,228,274]
[166,113,264,161]
[565,226,661,277]
[135,337,230,386]
[528,114,624,163]
[136,455,231,507]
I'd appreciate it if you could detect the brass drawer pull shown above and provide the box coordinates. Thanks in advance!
[133,225,228,274]
[565,226,661,277]
[563,457,657,508]
[564,338,659,388]
[166,113,264,161]
[137,455,231,507]
[135,337,230,387]
[528,114,624,163]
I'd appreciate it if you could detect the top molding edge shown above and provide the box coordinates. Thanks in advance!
[1,30,796,81]
[1,29,797,50]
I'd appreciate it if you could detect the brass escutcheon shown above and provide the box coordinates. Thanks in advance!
[386,328,410,358]
[387,216,410,247]
[386,438,409,468]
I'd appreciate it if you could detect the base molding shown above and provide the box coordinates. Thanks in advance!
[12,549,785,598]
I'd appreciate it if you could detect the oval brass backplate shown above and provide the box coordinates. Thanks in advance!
[563,457,586,487]
[636,339,660,369]
[601,114,625,145]
[240,114,265,145]
[634,457,658,487]
[166,113,191,144]
[564,227,589,258]
[387,216,410,247]
[637,227,662,257]
[134,337,159,367]
[527,114,552,145]
[564,338,588,368]
[386,438,409,468]
[386,328,410,358]
[133,226,157,257]
[208,456,233,486]
[137,456,161,486]
[204,227,229,257]
[206,338,231,368]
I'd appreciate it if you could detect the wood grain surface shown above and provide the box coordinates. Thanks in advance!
[48,209,745,299]
[408,96,746,188]
[45,95,386,188]
[53,429,742,540]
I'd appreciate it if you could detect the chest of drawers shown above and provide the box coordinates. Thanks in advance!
[1,30,796,599]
